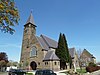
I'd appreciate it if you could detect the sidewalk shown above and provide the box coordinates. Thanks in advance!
[83,70,100,75]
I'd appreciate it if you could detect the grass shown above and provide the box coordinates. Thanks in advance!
[76,68,87,74]
[26,72,34,75]
[0,72,4,74]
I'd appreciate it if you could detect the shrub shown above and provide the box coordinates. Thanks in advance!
[86,62,100,72]
[86,66,100,73]
[88,62,96,67]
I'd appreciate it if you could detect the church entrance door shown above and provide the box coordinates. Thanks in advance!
[30,61,37,70]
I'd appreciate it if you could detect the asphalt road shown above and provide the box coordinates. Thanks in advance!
[0,72,8,75]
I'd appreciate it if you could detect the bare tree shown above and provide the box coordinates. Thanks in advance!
[77,49,83,71]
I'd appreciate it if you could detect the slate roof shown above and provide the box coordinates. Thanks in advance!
[69,48,76,58]
[43,50,60,61]
[37,35,58,50]
[37,35,77,59]
[36,36,49,50]
[41,35,58,48]
[25,12,36,26]
[37,35,77,60]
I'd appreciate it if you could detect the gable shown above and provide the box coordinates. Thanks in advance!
[81,49,93,58]
[36,35,58,51]
[80,49,96,61]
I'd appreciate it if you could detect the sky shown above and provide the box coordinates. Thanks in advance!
[0,0,100,62]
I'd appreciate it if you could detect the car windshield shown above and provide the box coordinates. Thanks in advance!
[36,70,43,75]
[10,69,16,72]
[35,69,54,75]
[10,69,24,72]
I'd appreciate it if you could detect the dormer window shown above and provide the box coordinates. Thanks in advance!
[30,46,37,57]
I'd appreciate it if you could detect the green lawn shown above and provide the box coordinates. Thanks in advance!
[0,72,4,74]
[26,72,34,75]
[76,68,87,74]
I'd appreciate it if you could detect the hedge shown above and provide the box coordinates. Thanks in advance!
[86,66,100,73]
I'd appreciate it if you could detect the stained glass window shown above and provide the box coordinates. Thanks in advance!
[30,47,37,57]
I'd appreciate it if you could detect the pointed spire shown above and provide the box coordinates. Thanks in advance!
[26,11,36,26]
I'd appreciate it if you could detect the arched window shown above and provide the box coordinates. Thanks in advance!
[30,47,37,57]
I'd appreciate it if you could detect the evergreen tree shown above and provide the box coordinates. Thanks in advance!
[63,34,72,68]
[56,33,67,62]
[63,34,70,62]
[56,33,72,69]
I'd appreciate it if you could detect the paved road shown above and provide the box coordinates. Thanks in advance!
[0,72,8,75]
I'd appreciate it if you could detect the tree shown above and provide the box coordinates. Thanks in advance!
[63,34,72,69]
[0,0,20,34]
[77,49,84,71]
[56,33,67,61]
[18,63,22,68]
[63,34,72,62]
[12,62,18,67]
[0,52,8,62]
[0,52,8,71]
[7,60,18,67]
[0,60,7,71]
[55,33,71,69]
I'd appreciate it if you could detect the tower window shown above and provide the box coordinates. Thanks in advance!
[30,47,37,57]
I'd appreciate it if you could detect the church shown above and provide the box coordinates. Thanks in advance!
[20,12,80,71]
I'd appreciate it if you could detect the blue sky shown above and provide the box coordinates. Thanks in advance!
[0,0,100,62]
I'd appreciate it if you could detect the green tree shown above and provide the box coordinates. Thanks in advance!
[0,52,8,62]
[18,63,22,68]
[63,34,72,68]
[0,0,20,34]
[7,60,18,67]
[56,33,71,69]
[12,62,18,67]
[63,34,70,62]
[56,33,66,61]
[0,52,8,71]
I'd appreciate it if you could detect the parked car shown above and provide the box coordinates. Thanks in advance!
[6,66,17,72]
[8,69,26,75]
[35,69,57,75]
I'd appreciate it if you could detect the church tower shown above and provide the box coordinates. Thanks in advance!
[20,12,37,68]
[20,12,60,70]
